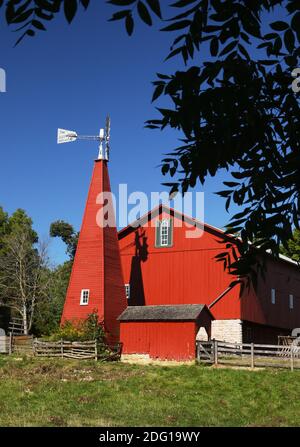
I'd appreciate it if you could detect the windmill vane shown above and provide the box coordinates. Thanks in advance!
[57,115,111,161]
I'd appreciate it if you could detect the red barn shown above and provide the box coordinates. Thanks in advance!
[61,155,300,361]
[118,205,300,360]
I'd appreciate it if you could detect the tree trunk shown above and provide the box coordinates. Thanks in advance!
[23,304,28,335]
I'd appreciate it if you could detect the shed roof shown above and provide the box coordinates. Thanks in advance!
[118,304,212,321]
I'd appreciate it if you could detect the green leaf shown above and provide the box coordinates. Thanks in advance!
[11,9,34,24]
[161,20,191,32]
[64,0,78,24]
[152,84,164,102]
[146,0,162,19]
[108,0,136,5]
[80,0,90,8]
[284,29,295,52]
[219,40,237,57]
[125,13,134,35]
[270,21,289,31]
[210,37,219,57]
[32,20,46,30]
[137,1,152,26]
[109,10,131,21]
[171,0,196,7]
[291,12,300,32]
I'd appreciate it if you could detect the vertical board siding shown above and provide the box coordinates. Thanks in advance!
[120,321,196,361]
[61,160,127,343]
[119,209,300,330]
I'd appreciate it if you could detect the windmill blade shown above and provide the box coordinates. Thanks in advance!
[104,116,110,161]
[105,116,111,141]
[57,128,78,144]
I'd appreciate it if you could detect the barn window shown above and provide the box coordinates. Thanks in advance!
[80,289,89,305]
[271,288,276,305]
[155,218,173,248]
[125,284,130,300]
[289,294,294,310]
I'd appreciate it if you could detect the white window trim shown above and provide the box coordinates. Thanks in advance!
[125,284,130,300]
[271,288,276,305]
[80,289,90,306]
[289,294,294,310]
[160,218,169,247]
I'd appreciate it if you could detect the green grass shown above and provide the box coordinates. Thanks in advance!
[0,355,299,427]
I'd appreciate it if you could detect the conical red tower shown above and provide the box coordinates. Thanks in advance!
[61,127,127,344]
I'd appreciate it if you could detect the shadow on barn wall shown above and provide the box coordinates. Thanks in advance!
[128,228,148,306]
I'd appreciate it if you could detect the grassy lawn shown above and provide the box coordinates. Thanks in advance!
[0,355,299,427]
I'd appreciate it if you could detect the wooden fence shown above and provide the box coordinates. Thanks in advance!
[4,336,122,361]
[196,340,300,371]
[34,340,97,360]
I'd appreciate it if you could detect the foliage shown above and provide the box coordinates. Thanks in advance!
[0,208,49,334]
[50,311,106,342]
[32,261,72,336]
[280,229,300,262]
[1,1,300,286]
[1,356,300,426]
[50,220,78,259]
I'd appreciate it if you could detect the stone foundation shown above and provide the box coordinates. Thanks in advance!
[211,319,243,344]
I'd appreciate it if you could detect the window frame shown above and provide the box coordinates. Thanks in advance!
[155,218,173,248]
[80,289,90,306]
[160,218,169,247]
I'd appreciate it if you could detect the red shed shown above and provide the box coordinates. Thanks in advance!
[118,304,214,361]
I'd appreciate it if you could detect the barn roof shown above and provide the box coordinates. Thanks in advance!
[118,304,213,321]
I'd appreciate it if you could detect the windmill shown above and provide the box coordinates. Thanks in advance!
[57,116,111,161]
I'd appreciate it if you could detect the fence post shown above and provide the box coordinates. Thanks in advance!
[291,347,294,372]
[95,340,98,361]
[61,339,64,359]
[8,332,12,355]
[251,343,254,369]
[214,339,218,366]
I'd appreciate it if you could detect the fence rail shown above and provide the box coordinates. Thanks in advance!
[2,336,122,361]
[196,340,300,370]
[34,340,97,360]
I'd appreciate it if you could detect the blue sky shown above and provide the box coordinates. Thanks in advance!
[0,2,285,265]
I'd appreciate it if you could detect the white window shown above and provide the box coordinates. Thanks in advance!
[125,284,130,300]
[271,288,276,305]
[289,294,294,310]
[80,289,89,305]
[160,219,169,246]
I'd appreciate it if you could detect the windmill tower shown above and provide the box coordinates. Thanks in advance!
[57,118,127,344]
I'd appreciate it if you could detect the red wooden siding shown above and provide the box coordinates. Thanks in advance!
[61,160,127,343]
[119,207,300,331]
[120,321,197,361]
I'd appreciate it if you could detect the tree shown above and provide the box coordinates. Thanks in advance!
[2,1,300,285]
[280,229,300,262]
[0,229,50,334]
[50,220,78,259]
[32,261,72,336]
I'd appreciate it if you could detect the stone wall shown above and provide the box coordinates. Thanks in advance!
[211,319,243,343]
